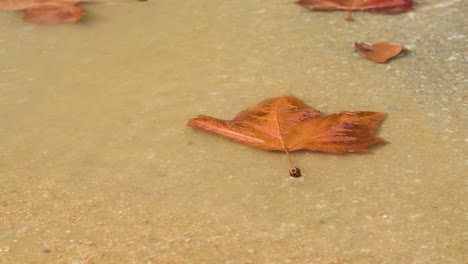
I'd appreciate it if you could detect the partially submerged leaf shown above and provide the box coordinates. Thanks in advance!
[354,42,404,63]
[187,95,386,177]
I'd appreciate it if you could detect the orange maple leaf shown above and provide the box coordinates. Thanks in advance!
[187,95,387,177]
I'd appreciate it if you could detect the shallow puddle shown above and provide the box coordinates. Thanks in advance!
[0,0,466,263]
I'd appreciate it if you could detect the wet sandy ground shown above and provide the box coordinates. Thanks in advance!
[0,0,466,263]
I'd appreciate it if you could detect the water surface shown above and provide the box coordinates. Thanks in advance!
[0,0,466,263]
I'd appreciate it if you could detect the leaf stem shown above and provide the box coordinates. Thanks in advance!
[346,10,354,21]
[346,0,359,21]
[286,150,301,177]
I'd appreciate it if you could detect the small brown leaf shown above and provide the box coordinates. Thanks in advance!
[354,42,405,63]
[0,0,144,25]
[22,4,84,25]
[187,95,387,177]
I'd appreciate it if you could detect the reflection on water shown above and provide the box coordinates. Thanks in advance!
[0,0,465,262]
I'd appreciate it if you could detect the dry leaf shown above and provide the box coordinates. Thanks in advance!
[1,0,84,24]
[187,95,386,177]
[297,0,414,20]
[354,42,404,63]
[0,0,144,25]
[21,4,85,25]
[297,0,414,13]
